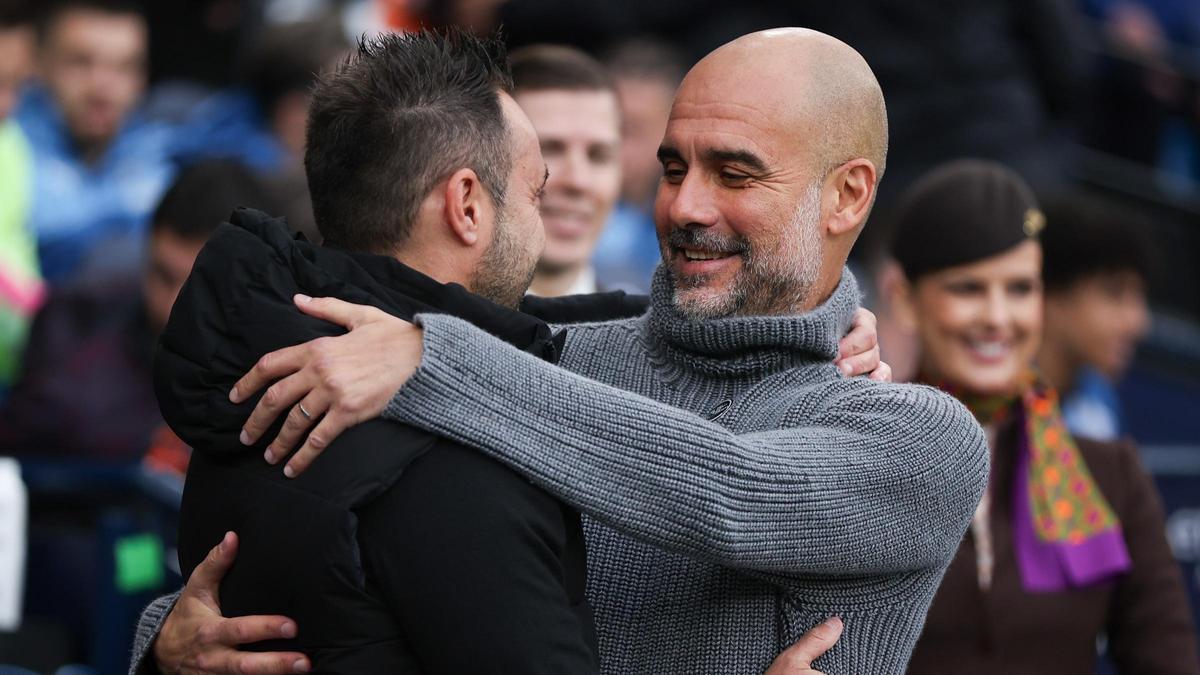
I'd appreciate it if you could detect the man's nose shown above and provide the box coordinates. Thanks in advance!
[666,171,719,228]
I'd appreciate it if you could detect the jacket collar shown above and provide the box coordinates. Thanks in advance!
[230,208,562,361]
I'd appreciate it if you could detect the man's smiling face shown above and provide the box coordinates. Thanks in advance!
[653,77,826,319]
[516,88,621,275]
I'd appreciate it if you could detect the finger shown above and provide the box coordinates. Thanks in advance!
[195,648,310,674]
[188,531,238,600]
[231,344,311,405]
[869,361,893,383]
[209,614,301,647]
[853,307,878,330]
[838,325,875,361]
[264,394,329,465]
[283,412,352,479]
[781,616,843,668]
[241,372,313,446]
[294,294,382,331]
[837,346,880,378]
[839,308,878,359]
[850,307,878,337]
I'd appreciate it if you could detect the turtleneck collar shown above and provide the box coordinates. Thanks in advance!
[645,265,861,378]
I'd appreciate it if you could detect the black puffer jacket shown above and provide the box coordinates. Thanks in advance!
[156,208,646,673]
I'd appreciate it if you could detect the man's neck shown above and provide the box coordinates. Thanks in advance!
[797,260,847,315]
[528,264,594,298]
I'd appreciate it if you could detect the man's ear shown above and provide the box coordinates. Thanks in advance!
[825,159,877,237]
[442,168,493,246]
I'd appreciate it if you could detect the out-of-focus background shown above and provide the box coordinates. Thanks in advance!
[0,0,1196,673]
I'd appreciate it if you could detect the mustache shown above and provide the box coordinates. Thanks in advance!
[666,228,751,255]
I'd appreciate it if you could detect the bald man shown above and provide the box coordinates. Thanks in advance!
[140,29,987,674]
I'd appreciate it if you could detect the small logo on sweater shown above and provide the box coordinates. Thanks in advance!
[707,399,732,421]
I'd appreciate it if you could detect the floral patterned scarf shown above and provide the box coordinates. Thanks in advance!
[936,372,1131,592]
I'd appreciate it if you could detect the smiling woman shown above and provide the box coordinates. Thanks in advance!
[886,159,1199,675]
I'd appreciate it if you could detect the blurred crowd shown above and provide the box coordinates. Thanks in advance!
[0,0,1197,673]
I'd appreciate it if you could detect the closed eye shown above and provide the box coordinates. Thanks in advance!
[720,171,752,186]
[662,162,686,184]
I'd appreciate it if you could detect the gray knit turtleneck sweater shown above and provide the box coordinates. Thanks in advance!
[382,268,989,674]
[129,268,987,675]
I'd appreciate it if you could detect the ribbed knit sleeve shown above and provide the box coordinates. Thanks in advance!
[128,591,180,675]
[384,313,989,579]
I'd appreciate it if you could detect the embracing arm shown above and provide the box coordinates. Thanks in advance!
[130,592,180,675]
[384,313,988,577]
[128,533,308,675]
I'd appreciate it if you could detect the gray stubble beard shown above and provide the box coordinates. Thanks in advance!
[671,180,824,319]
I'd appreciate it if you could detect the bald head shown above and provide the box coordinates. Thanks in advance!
[653,28,889,317]
[682,28,887,181]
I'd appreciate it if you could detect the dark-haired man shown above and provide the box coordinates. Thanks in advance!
[138,31,605,675]
[143,28,987,675]
[1038,194,1152,441]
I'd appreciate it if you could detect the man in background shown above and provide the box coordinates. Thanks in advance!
[1038,193,1153,440]
[595,38,685,293]
[16,0,175,285]
[511,45,623,297]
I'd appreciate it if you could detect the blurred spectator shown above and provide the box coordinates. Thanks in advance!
[590,38,685,293]
[511,45,623,296]
[15,0,175,286]
[244,18,347,241]
[1082,0,1200,185]
[0,160,276,465]
[1038,193,1153,441]
[156,17,347,244]
[134,17,345,251]
[605,38,683,209]
[0,0,44,398]
[886,160,1197,674]
[0,0,34,120]
[236,17,349,167]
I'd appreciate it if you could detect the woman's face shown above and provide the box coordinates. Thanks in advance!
[903,240,1044,395]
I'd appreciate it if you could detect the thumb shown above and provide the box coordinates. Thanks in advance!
[782,616,843,668]
[188,531,238,605]
[294,294,373,329]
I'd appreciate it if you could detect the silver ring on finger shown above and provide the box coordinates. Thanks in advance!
[298,402,313,420]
